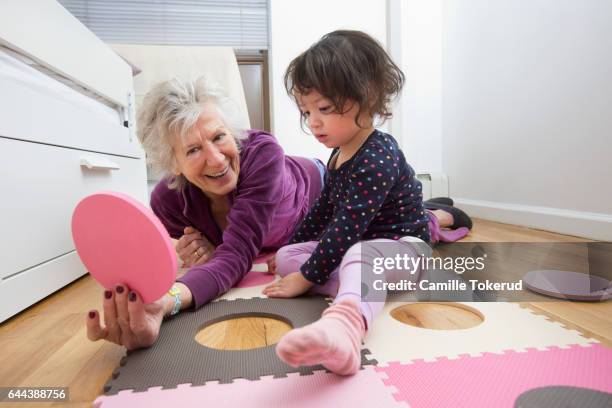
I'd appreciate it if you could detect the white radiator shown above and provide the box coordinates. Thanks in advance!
[416,173,449,200]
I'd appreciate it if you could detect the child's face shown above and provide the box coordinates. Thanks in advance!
[297,90,372,149]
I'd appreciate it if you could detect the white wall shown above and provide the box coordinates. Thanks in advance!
[268,0,387,160]
[388,0,443,174]
[441,0,612,240]
[268,0,612,239]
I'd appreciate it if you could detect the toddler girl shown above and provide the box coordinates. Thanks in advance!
[263,30,469,375]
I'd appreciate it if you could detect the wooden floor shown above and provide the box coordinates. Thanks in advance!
[1,218,611,407]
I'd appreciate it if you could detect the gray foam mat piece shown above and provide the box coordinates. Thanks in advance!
[104,296,377,395]
[515,386,612,408]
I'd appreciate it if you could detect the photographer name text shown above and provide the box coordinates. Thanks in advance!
[373,279,523,292]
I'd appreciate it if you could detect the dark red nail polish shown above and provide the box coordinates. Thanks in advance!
[104,290,112,299]
[128,291,137,302]
[116,285,124,294]
[88,311,96,319]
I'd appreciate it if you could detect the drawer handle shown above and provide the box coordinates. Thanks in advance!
[80,157,120,171]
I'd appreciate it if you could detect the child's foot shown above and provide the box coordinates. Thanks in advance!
[430,209,454,228]
[275,299,365,375]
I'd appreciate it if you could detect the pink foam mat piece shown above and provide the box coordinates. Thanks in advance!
[236,270,275,288]
[94,366,407,408]
[235,251,276,288]
[71,191,176,303]
[376,343,612,408]
[236,251,276,288]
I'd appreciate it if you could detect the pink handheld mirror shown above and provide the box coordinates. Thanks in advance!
[71,191,177,303]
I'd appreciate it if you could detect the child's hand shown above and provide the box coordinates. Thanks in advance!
[263,272,314,298]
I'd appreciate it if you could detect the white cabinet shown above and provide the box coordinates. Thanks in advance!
[0,2,147,322]
[0,119,147,323]
[0,134,147,322]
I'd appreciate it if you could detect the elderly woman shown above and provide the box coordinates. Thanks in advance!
[86,77,325,349]
[86,77,471,350]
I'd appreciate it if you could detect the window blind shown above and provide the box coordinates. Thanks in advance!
[58,0,268,50]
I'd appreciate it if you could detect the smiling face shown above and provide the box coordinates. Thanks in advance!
[172,102,240,201]
[296,90,373,149]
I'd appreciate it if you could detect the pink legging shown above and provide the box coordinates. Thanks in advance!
[275,236,432,329]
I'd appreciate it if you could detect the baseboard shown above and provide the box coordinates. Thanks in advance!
[454,198,612,241]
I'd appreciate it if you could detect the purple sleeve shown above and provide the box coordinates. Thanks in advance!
[177,137,286,309]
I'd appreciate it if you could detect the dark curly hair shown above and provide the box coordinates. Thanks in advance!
[284,30,405,128]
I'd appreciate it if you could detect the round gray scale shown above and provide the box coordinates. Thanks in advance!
[523,270,611,301]
[524,243,612,302]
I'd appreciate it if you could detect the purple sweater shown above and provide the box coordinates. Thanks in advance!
[150,130,322,309]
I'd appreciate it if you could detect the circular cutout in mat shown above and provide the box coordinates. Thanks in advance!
[195,315,292,350]
[390,302,484,330]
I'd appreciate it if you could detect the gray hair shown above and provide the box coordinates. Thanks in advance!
[137,76,247,190]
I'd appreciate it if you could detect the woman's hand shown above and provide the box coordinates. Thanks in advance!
[86,285,166,350]
[263,271,314,298]
[176,226,215,268]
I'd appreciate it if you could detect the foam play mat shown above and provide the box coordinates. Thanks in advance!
[376,343,612,407]
[95,366,405,408]
[72,192,177,303]
[363,300,596,365]
[95,258,612,407]
[103,296,376,395]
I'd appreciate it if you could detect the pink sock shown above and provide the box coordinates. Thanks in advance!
[275,299,366,376]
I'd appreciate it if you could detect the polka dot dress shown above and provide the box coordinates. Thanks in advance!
[290,130,430,284]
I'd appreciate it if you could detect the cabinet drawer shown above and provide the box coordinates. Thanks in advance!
[0,50,141,157]
[0,251,87,323]
[0,137,147,279]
